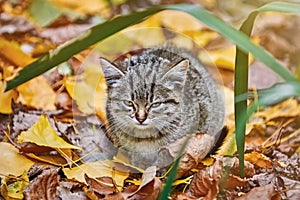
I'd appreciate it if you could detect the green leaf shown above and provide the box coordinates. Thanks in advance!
[234,1,300,177]
[256,81,300,106]
[6,4,296,91]
[28,0,62,27]
[158,136,190,200]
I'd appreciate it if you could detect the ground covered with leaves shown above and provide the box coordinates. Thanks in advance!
[0,0,300,199]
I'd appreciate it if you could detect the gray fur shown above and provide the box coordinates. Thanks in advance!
[101,45,224,168]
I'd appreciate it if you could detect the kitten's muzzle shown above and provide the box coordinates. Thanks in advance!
[135,110,148,124]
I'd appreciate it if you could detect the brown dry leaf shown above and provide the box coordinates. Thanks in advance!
[0,171,29,200]
[189,157,254,199]
[171,133,215,178]
[19,142,54,153]
[64,64,107,122]
[236,183,280,200]
[17,76,56,111]
[25,153,73,166]
[63,161,129,191]
[84,175,124,199]
[56,148,81,167]
[244,151,273,168]
[189,158,221,199]
[23,168,59,200]
[0,142,34,177]
[254,98,300,121]
[123,166,162,200]
[174,193,198,200]
[57,179,88,200]
[225,174,248,189]
[17,114,81,150]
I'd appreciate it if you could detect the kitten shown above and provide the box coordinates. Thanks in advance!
[100,45,224,169]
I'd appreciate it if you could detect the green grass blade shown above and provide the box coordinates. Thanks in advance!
[234,1,300,177]
[256,81,300,106]
[6,3,296,91]
[5,6,164,91]
[158,136,190,199]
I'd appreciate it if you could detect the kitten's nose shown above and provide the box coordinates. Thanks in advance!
[135,111,147,124]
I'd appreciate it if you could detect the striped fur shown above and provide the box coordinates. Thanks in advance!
[101,46,224,168]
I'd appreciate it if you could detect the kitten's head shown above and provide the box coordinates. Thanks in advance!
[101,53,188,143]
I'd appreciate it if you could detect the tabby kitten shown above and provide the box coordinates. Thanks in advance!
[100,45,224,168]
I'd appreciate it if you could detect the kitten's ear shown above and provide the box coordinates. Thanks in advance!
[162,59,189,89]
[100,57,124,85]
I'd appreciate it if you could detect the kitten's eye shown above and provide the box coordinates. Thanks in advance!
[151,102,161,108]
[123,100,134,107]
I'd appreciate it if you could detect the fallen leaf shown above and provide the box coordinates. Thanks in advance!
[56,148,80,167]
[19,142,54,153]
[123,166,162,200]
[83,175,125,199]
[17,76,56,111]
[159,10,205,32]
[244,151,273,169]
[172,133,215,178]
[0,142,34,177]
[225,174,248,189]
[254,98,300,121]
[64,64,107,122]
[57,179,88,200]
[28,0,62,27]
[189,158,221,199]
[23,168,59,199]
[63,161,129,190]
[0,171,29,200]
[85,175,117,195]
[123,14,164,47]
[235,183,280,200]
[24,152,75,166]
[17,114,81,150]
[0,37,33,68]
[0,90,17,114]
[174,193,198,200]
[184,30,219,48]
[51,0,109,16]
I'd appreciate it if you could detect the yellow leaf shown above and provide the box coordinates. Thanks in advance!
[199,37,258,70]
[0,142,34,177]
[184,30,219,47]
[0,90,17,114]
[123,14,165,47]
[0,37,33,68]
[199,45,237,70]
[159,10,206,31]
[254,98,300,121]
[0,172,29,200]
[245,151,273,168]
[50,0,110,16]
[17,76,56,111]
[64,64,107,122]
[63,161,129,190]
[17,115,81,150]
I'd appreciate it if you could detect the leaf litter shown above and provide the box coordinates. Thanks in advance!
[1,0,300,199]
